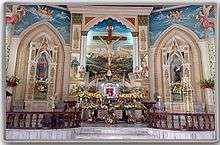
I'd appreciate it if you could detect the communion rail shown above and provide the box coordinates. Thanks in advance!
[144,112,215,131]
[6,110,82,129]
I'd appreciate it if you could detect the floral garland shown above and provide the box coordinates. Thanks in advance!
[77,91,103,99]
[118,92,144,99]
[200,79,215,89]
[6,76,20,87]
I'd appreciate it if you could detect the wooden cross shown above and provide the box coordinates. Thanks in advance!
[93,19,127,69]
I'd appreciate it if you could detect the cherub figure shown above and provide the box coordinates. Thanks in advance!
[196,5,215,30]
[6,6,25,25]
[168,10,182,22]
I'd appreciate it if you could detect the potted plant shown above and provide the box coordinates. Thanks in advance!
[200,79,215,89]
[6,76,20,87]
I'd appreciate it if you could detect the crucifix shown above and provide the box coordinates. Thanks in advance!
[93,19,127,72]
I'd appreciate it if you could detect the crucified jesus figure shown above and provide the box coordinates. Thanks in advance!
[93,19,127,71]
[98,35,122,68]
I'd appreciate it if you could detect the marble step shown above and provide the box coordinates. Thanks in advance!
[75,134,156,139]
[78,127,153,135]
[76,127,156,139]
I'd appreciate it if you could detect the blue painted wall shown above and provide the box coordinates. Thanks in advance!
[87,18,133,49]
[14,5,71,44]
[149,5,215,46]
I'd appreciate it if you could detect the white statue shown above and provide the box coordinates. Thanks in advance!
[78,65,86,78]
[134,66,142,79]
[141,61,149,77]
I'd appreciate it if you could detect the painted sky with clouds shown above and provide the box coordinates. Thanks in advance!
[14,5,71,44]
[149,5,215,46]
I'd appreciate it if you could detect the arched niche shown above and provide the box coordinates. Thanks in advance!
[14,21,65,111]
[85,17,134,81]
[153,25,204,111]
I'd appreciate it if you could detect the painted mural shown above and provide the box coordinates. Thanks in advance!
[70,53,80,81]
[86,18,133,81]
[14,5,71,44]
[149,5,215,45]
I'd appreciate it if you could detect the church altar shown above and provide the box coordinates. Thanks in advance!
[71,83,147,124]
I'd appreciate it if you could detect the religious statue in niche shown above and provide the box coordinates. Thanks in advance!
[73,28,79,49]
[141,55,149,78]
[71,57,80,74]
[34,53,49,100]
[184,68,190,77]
[140,30,146,50]
[174,64,182,82]
[36,53,48,80]
[134,66,142,79]
[78,65,86,78]
[70,53,80,80]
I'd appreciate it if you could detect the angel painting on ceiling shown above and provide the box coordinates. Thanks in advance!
[167,10,182,22]
[196,5,215,30]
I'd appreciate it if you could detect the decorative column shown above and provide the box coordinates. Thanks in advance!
[182,77,193,113]
[71,13,82,50]
[80,31,88,68]
[137,15,149,67]
[132,32,139,72]
[207,38,216,113]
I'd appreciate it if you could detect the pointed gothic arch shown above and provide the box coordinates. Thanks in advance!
[14,22,65,111]
[152,25,204,112]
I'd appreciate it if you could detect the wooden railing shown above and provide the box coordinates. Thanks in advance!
[143,112,215,131]
[6,109,82,129]
[6,109,215,131]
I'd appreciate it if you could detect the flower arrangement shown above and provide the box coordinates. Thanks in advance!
[170,83,183,95]
[69,85,86,97]
[78,91,103,99]
[88,86,97,93]
[34,80,48,92]
[200,79,215,89]
[118,91,144,99]
[104,110,117,124]
[6,76,20,87]
[124,103,144,110]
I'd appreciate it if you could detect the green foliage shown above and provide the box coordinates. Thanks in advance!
[86,55,132,79]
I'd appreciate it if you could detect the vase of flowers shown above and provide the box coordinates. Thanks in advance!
[6,76,20,87]
[34,80,48,92]
[170,83,183,95]
[200,79,215,89]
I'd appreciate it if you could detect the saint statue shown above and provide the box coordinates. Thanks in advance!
[71,57,80,74]
[141,60,149,77]
[78,65,86,78]
[36,53,48,80]
[134,66,142,79]
[174,64,182,82]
